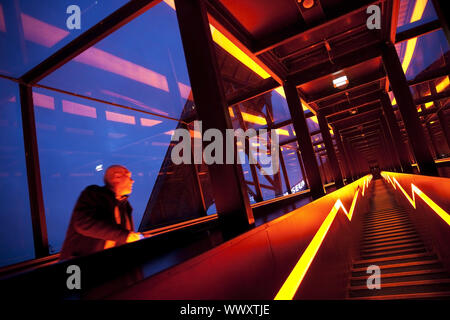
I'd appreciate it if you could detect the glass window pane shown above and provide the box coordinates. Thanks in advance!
[0,0,129,77]
[39,1,192,121]
[33,86,206,253]
[395,29,449,81]
[281,143,306,194]
[0,78,34,267]
[277,123,295,144]
[396,0,437,31]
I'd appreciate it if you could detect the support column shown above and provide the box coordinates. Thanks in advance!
[19,84,49,258]
[382,42,438,176]
[335,128,354,183]
[175,0,253,235]
[381,114,402,171]
[344,138,360,178]
[283,81,325,199]
[317,114,344,188]
[431,0,450,45]
[380,116,402,171]
[437,109,450,151]
[425,122,439,158]
[380,92,412,172]
[430,83,450,152]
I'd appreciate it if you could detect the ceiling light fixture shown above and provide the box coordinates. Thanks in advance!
[333,75,349,88]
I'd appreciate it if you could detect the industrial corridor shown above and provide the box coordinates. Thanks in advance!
[348,179,450,299]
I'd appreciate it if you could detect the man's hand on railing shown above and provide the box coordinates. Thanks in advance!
[126,232,143,243]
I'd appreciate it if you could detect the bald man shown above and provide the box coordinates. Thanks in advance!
[60,165,143,260]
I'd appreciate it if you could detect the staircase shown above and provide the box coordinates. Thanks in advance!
[348,179,450,299]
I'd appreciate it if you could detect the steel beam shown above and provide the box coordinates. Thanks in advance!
[382,42,438,176]
[284,81,325,199]
[175,0,254,236]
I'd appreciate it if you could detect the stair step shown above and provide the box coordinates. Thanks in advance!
[352,259,442,276]
[364,214,409,223]
[364,226,415,237]
[361,238,422,250]
[362,234,419,246]
[363,218,410,228]
[361,241,424,254]
[364,218,410,228]
[362,230,417,242]
[354,252,435,266]
[364,222,414,232]
[359,247,428,260]
[348,290,450,300]
[350,269,450,287]
[349,279,450,298]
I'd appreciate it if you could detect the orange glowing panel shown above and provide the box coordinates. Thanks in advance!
[241,112,267,125]
[33,92,55,110]
[424,102,433,108]
[105,111,136,125]
[101,89,169,116]
[401,0,428,74]
[436,76,449,93]
[178,82,194,101]
[382,172,450,226]
[189,129,202,139]
[140,117,162,127]
[410,0,428,23]
[165,130,175,136]
[274,176,370,300]
[62,100,97,118]
[276,129,290,136]
[21,13,69,47]
[74,48,169,92]
[163,0,176,10]
[210,25,271,80]
[0,5,6,32]
[228,107,235,118]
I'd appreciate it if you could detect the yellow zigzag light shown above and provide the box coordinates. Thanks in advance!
[274,175,372,300]
[382,173,450,226]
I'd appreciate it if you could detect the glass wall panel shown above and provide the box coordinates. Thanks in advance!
[277,123,295,144]
[395,29,449,81]
[0,0,129,77]
[281,143,306,195]
[396,0,437,31]
[33,86,206,253]
[0,78,34,267]
[40,1,192,121]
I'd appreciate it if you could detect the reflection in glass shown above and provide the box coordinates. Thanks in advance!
[0,0,129,77]
[33,86,206,253]
[0,78,34,266]
[40,1,192,121]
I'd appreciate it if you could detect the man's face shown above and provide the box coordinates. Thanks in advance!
[115,170,134,196]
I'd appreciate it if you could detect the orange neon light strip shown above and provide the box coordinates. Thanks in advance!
[436,76,449,93]
[241,112,267,125]
[163,0,316,118]
[401,0,428,74]
[381,172,450,226]
[274,176,371,300]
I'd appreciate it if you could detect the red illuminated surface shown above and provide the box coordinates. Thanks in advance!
[274,175,373,300]
[62,100,97,118]
[381,171,450,226]
[0,5,6,33]
[21,13,69,48]
[33,92,55,110]
[74,47,169,91]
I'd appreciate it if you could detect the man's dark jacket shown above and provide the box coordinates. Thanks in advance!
[59,185,134,260]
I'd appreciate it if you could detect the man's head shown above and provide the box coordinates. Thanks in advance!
[104,165,134,197]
